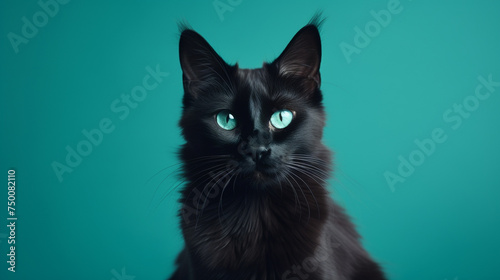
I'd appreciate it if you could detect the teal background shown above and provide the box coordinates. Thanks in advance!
[1,0,499,279]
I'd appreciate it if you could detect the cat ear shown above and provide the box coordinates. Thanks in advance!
[179,28,230,100]
[273,24,322,90]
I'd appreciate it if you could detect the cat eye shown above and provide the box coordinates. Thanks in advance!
[270,109,293,129]
[216,110,237,130]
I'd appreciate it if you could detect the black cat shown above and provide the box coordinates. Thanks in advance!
[169,16,387,280]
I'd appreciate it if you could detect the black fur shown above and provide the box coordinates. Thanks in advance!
[169,17,387,280]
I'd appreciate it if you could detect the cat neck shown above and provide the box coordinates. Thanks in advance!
[179,178,329,272]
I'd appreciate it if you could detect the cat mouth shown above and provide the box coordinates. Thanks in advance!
[237,156,281,181]
[243,169,277,184]
[247,164,280,180]
[253,170,266,180]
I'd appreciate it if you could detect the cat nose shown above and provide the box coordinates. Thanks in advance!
[251,146,271,163]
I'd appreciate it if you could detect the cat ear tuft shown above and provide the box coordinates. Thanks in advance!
[179,27,230,101]
[273,23,322,90]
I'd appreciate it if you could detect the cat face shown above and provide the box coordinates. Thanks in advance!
[178,23,327,187]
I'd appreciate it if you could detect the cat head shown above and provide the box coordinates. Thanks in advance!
[178,19,329,188]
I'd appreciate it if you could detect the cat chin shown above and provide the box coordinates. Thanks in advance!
[252,170,268,181]
[240,169,271,180]
[239,168,285,187]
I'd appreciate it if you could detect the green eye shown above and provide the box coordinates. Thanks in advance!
[270,109,293,129]
[216,110,237,130]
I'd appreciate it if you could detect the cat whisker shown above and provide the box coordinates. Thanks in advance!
[289,153,329,163]
[333,164,366,190]
[288,164,331,186]
[176,165,232,226]
[198,167,235,212]
[289,154,329,163]
[217,169,239,226]
[287,160,330,180]
[287,163,329,186]
[289,155,331,171]
[157,161,224,199]
[291,154,359,189]
[196,167,237,230]
[146,155,231,211]
[284,169,309,221]
[182,163,231,207]
[287,169,314,222]
[145,161,183,185]
[291,154,372,208]
[164,156,230,195]
[281,169,300,218]
[146,154,230,186]
[149,160,230,215]
[331,165,383,211]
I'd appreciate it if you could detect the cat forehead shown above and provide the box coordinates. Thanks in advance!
[236,67,269,96]
[233,67,277,120]
[233,66,299,112]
